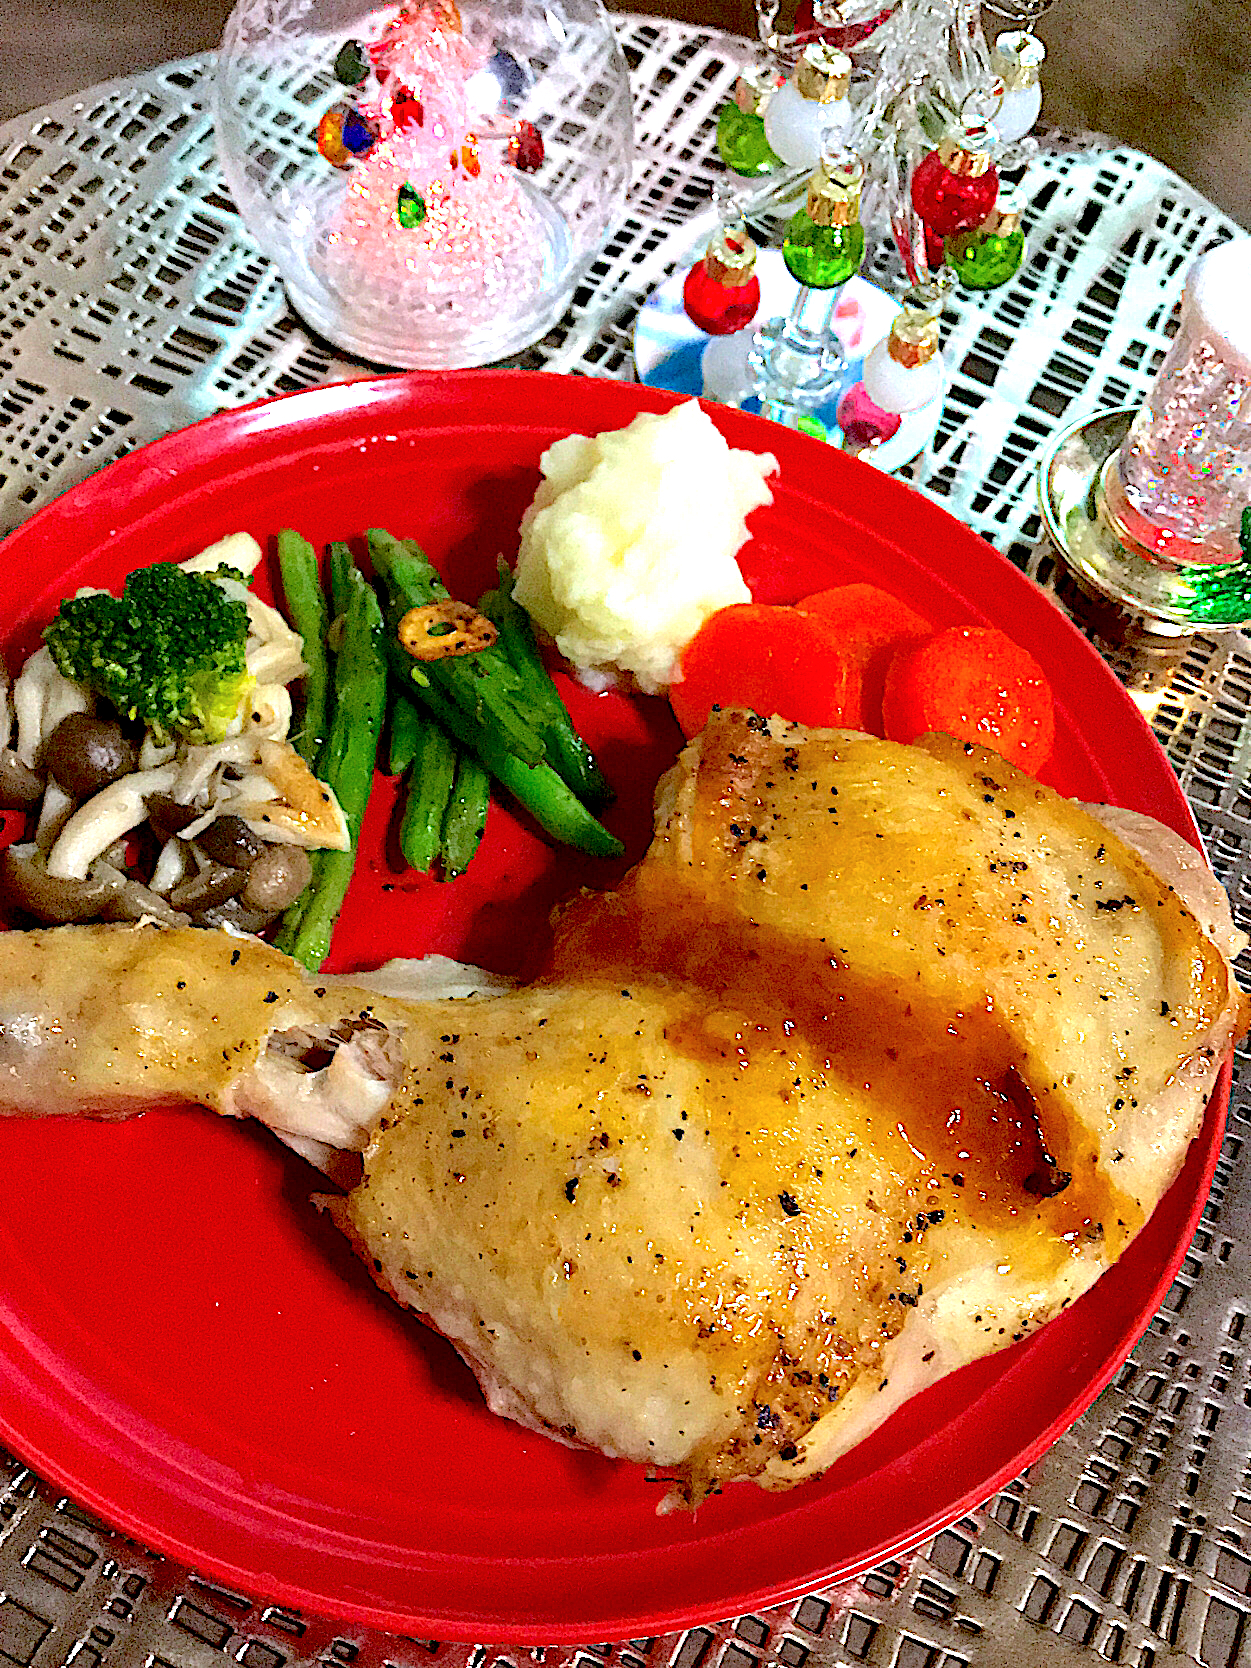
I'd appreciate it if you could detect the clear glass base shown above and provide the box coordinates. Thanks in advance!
[749,282,851,424]
[1037,406,1251,633]
[279,173,575,369]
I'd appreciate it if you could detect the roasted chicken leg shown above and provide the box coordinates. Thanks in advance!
[0,712,1243,1503]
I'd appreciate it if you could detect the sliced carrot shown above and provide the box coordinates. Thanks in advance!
[670,603,859,739]
[881,626,1056,774]
[795,583,933,733]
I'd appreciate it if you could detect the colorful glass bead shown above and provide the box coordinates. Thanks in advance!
[783,215,864,288]
[510,120,544,172]
[945,221,1026,289]
[796,413,828,442]
[333,39,369,86]
[910,144,999,236]
[340,109,377,156]
[396,182,428,228]
[459,135,481,177]
[316,110,351,168]
[488,48,529,100]
[392,87,424,129]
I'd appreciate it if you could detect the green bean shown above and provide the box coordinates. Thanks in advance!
[367,528,546,767]
[276,529,331,768]
[327,542,355,623]
[440,751,490,879]
[398,704,457,873]
[385,640,622,859]
[276,564,387,970]
[478,563,614,809]
[388,689,424,777]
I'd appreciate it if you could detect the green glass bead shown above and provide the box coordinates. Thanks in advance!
[333,39,369,86]
[796,413,828,442]
[396,182,427,229]
[716,101,781,178]
[782,212,865,289]
[945,226,1026,290]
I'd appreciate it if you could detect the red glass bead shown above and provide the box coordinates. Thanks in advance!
[510,120,544,173]
[910,148,999,235]
[392,87,424,129]
[682,260,761,335]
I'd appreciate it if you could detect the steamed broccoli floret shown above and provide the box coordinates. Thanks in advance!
[44,562,254,744]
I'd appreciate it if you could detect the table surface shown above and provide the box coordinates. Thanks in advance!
[2,16,1251,1668]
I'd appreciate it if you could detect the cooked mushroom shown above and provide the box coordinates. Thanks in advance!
[197,815,267,869]
[168,862,249,914]
[242,844,312,913]
[0,749,45,810]
[45,714,137,799]
[0,843,124,923]
[147,793,201,845]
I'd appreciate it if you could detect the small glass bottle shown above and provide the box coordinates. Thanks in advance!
[716,68,783,177]
[763,43,852,170]
[782,151,865,288]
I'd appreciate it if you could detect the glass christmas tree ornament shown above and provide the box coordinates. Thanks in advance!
[835,381,901,449]
[214,0,633,368]
[763,43,852,169]
[701,328,757,405]
[909,122,999,236]
[945,196,1024,288]
[683,216,762,336]
[716,69,783,177]
[990,30,1044,143]
[861,302,943,411]
[782,151,865,288]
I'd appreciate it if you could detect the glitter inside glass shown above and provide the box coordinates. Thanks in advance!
[214,0,633,368]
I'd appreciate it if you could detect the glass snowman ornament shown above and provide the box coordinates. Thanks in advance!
[214,0,633,368]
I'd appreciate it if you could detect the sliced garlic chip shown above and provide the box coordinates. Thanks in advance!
[240,739,349,851]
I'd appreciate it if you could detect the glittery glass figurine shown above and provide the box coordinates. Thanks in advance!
[945,195,1024,289]
[910,120,1000,236]
[782,151,865,288]
[716,69,784,177]
[683,203,762,335]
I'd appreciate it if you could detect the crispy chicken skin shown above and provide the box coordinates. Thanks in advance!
[0,711,1244,1505]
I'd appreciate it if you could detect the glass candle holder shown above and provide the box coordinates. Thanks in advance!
[214,0,633,368]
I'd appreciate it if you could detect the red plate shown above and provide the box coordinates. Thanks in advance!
[0,370,1225,1644]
